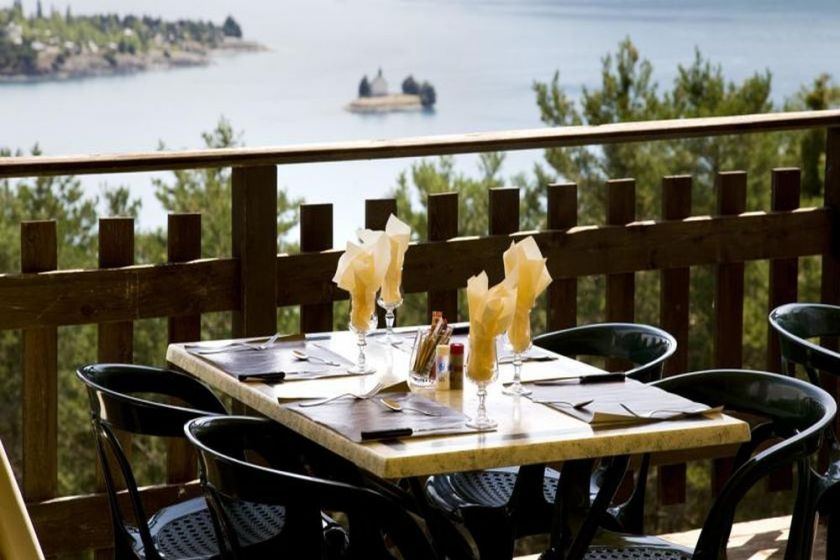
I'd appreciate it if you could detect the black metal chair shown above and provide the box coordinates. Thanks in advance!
[769,302,840,558]
[185,415,441,559]
[423,323,677,558]
[583,369,836,560]
[76,363,287,560]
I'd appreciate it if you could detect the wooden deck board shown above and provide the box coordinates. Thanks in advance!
[514,515,826,559]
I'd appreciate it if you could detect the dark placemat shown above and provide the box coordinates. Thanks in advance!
[187,340,360,382]
[527,378,720,427]
[287,392,489,442]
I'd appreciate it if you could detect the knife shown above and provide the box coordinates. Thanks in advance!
[532,372,627,385]
[360,425,467,441]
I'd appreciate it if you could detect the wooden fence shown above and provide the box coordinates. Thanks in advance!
[1,110,839,556]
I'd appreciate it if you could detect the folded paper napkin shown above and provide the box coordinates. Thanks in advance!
[288,392,479,442]
[379,214,411,306]
[528,378,721,427]
[466,272,517,382]
[503,236,553,353]
[333,230,391,331]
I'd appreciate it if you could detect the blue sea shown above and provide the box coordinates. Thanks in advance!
[1,0,838,242]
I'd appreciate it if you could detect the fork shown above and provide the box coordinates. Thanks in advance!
[187,333,281,354]
[619,403,719,418]
[298,381,385,407]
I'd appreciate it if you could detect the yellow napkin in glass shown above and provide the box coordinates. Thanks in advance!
[333,231,391,331]
[466,271,517,381]
[503,236,553,353]
[380,214,411,305]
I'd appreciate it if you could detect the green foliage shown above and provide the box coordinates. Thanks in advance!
[402,75,419,95]
[222,16,242,39]
[358,75,371,98]
[0,6,241,76]
[419,81,436,108]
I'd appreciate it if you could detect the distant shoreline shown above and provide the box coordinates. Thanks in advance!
[346,93,427,114]
[0,38,265,84]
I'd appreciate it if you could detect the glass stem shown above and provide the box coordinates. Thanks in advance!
[477,383,488,423]
[512,352,523,390]
[385,307,395,343]
[356,331,367,372]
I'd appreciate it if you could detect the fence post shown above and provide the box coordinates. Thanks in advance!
[300,203,333,333]
[21,221,58,504]
[658,175,692,505]
[546,183,577,331]
[366,199,397,327]
[166,213,201,484]
[428,192,459,322]
[232,166,278,337]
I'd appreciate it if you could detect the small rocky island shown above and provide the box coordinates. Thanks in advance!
[346,68,436,113]
[0,2,263,82]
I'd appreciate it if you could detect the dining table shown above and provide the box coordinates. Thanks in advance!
[166,327,751,559]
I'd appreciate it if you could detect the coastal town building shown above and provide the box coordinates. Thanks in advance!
[370,68,387,96]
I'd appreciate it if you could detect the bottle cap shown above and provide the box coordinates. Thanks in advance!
[449,342,464,355]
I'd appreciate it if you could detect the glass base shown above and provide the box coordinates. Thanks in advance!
[465,416,498,431]
[409,371,436,388]
[502,383,532,396]
[348,364,376,375]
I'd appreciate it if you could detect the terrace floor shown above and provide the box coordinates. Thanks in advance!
[516,516,825,559]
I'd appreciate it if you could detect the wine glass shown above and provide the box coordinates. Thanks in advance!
[465,334,499,430]
[376,287,403,345]
[348,291,378,374]
[503,307,533,396]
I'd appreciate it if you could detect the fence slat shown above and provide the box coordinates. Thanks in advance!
[300,203,334,333]
[765,168,801,492]
[21,221,58,503]
[98,217,135,363]
[489,187,520,236]
[488,187,520,285]
[166,213,201,484]
[767,168,801,374]
[606,179,636,325]
[658,175,692,505]
[546,183,577,331]
[96,217,135,560]
[427,192,459,322]
[232,165,278,337]
[365,199,397,327]
[713,171,747,495]
[820,128,840,447]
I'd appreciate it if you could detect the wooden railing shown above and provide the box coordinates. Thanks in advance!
[1,110,839,556]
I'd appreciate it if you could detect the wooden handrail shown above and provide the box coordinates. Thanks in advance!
[1,110,839,178]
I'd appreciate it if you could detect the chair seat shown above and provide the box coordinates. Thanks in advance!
[453,468,559,508]
[586,531,693,560]
[130,497,286,559]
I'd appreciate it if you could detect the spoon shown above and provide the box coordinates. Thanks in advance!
[379,398,439,417]
[291,349,340,367]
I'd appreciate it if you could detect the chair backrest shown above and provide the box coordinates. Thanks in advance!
[0,440,44,560]
[76,363,228,559]
[769,303,840,383]
[533,322,677,382]
[185,415,440,560]
[652,370,836,560]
